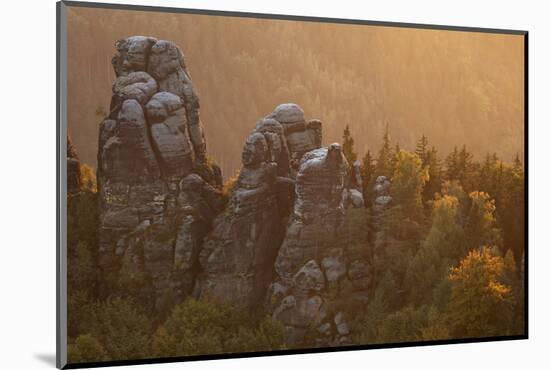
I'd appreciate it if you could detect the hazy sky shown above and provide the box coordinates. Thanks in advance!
[66,6,524,178]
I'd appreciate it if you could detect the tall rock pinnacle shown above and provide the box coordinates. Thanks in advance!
[97,36,224,313]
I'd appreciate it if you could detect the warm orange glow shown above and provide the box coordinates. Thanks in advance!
[67,7,524,179]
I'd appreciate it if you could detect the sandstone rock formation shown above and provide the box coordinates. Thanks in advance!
[268,103,322,178]
[372,175,392,214]
[196,104,321,307]
[94,35,373,344]
[340,159,365,209]
[267,143,371,347]
[97,36,224,313]
[350,160,363,191]
[369,175,393,283]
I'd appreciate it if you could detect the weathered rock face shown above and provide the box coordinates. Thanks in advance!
[197,116,295,307]
[147,92,195,179]
[342,160,365,209]
[267,143,371,347]
[67,136,81,196]
[97,36,224,313]
[368,175,394,286]
[373,176,392,212]
[268,103,323,178]
[350,160,364,191]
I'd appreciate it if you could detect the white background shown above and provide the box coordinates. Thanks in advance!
[0,0,547,368]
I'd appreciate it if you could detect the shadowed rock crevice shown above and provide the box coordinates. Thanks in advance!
[196,105,311,308]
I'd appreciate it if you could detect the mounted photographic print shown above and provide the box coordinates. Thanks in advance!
[56,1,528,368]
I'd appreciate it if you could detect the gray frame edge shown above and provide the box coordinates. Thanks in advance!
[57,1,68,368]
[60,0,527,35]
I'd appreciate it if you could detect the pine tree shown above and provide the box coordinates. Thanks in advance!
[445,146,477,193]
[375,123,393,179]
[361,149,375,202]
[361,150,375,185]
[415,134,429,165]
[476,154,524,259]
[444,147,459,181]
[502,249,518,288]
[412,135,441,204]
[478,153,495,193]
[354,271,393,344]
[423,146,442,203]
[465,191,502,250]
[392,143,401,175]
[457,145,477,192]
[504,157,525,265]
[391,150,429,220]
[404,194,466,305]
[342,124,358,164]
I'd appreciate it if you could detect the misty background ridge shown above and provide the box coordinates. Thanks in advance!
[67,7,524,178]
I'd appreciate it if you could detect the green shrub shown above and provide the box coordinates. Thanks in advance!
[153,299,285,357]
[78,298,153,361]
[68,334,109,363]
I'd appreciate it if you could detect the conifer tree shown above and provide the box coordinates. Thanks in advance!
[475,153,524,257]
[478,153,496,193]
[391,150,429,220]
[465,191,502,250]
[342,124,358,164]
[375,123,393,179]
[503,157,525,263]
[404,194,466,305]
[415,134,429,165]
[445,146,477,193]
[415,136,442,204]
[392,143,401,175]
[361,149,375,185]
[444,146,459,181]
[361,149,376,202]
[423,146,443,203]
[457,145,477,192]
